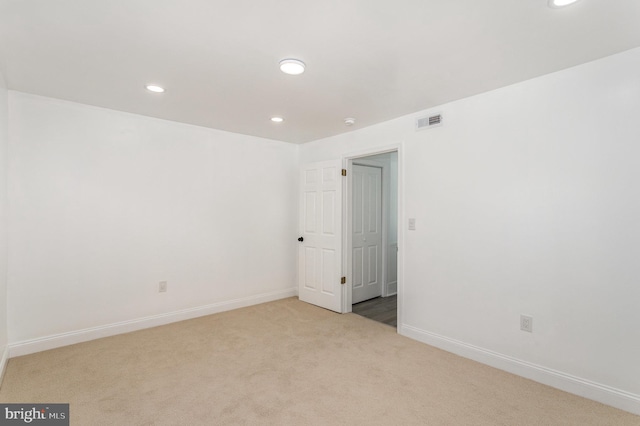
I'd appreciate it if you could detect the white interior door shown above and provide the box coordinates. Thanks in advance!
[352,164,383,304]
[298,160,343,313]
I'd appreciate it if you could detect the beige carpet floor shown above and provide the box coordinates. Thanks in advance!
[1,297,638,425]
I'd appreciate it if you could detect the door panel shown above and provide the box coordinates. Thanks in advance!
[298,160,343,312]
[321,248,336,294]
[368,245,378,284]
[352,165,383,304]
[303,247,316,290]
[353,247,363,290]
[304,193,316,233]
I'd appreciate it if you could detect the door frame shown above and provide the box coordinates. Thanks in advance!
[341,143,403,330]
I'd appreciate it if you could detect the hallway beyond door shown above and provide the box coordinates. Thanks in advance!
[352,295,397,327]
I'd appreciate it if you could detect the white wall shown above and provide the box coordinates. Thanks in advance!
[301,47,640,412]
[0,72,9,375]
[7,93,298,353]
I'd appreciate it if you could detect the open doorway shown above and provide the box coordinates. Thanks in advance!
[349,151,398,327]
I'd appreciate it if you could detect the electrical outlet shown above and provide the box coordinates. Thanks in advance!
[408,218,416,230]
[159,281,167,293]
[520,315,533,332]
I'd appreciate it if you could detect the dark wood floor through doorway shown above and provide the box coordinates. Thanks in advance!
[352,295,397,327]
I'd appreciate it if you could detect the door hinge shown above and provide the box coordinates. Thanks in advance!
[341,277,346,284]
[341,169,347,177]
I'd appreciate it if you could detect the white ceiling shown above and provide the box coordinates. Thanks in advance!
[1,0,639,144]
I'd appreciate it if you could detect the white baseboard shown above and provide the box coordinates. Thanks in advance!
[400,324,640,416]
[9,288,297,358]
[386,281,397,296]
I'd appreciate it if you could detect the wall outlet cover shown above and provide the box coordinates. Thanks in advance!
[520,314,533,332]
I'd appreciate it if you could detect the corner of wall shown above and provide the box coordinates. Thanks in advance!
[8,288,296,357]
[0,71,9,385]
[400,324,640,416]
[6,93,299,351]
[0,346,8,387]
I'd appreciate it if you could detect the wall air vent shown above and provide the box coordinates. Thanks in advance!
[416,113,443,131]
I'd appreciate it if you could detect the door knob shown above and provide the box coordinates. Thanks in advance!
[298,237,304,242]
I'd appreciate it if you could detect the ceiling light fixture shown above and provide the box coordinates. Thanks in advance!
[145,85,165,93]
[271,116,284,123]
[548,0,581,8]
[279,59,305,75]
[344,118,356,126]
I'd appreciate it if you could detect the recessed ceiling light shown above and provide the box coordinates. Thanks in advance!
[145,85,165,93]
[344,118,356,126]
[548,0,581,8]
[271,116,284,123]
[279,59,305,75]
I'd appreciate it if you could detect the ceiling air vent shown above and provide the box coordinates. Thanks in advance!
[416,113,443,131]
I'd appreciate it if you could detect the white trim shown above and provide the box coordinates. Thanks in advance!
[0,345,8,386]
[387,242,398,295]
[386,281,397,296]
[344,145,400,160]
[8,288,296,358]
[396,145,404,330]
[400,324,640,416]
